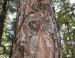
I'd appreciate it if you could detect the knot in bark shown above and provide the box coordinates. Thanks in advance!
[28,20,40,31]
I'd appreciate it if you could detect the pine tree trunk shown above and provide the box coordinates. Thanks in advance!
[12,0,60,58]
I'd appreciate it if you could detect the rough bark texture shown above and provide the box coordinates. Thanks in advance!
[12,0,60,58]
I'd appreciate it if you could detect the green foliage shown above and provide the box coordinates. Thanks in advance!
[55,0,75,58]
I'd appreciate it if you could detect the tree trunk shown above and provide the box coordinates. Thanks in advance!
[12,0,60,58]
[0,0,7,45]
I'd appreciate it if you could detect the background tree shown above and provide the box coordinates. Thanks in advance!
[0,0,8,45]
[0,0,16,44]
[0,0,16,58]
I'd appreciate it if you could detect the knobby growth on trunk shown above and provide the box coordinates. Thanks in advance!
[12,0,60,58]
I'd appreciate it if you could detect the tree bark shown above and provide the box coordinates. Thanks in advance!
[12,0,60,58]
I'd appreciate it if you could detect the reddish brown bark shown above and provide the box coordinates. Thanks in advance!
[37,31,48,58]
[12,0,60,58]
